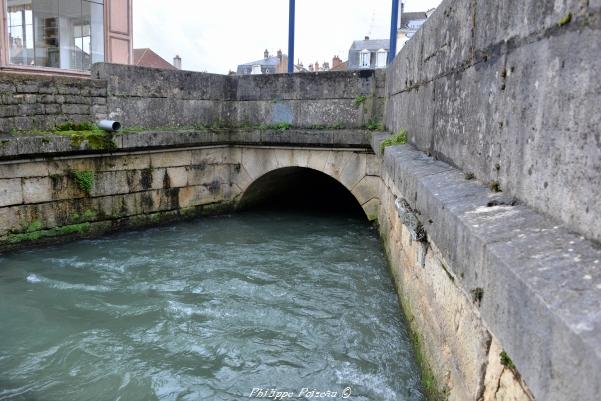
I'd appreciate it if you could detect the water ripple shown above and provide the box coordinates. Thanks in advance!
[0,212,425,401]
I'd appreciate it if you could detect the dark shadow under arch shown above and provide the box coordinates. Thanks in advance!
[238,167,365,218]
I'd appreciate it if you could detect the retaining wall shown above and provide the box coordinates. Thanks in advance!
[0,73,107,133]
[385,0,601,243]
[374,134,601,401]
[93,64,386,130]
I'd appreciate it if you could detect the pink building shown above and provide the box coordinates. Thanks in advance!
[0,0,132,75]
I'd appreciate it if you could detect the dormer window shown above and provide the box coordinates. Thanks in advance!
[359,49,370,68]
[251,64,262,74]
[376,49,387,68]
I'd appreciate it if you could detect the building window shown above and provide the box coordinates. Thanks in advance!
[376,49,387,68]
[359,49,370,68]
[251,64,262,74]
[6,0,104,71]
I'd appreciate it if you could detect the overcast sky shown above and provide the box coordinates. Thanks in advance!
[133,0,443,74]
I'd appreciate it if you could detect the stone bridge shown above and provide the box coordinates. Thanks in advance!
[1,0,601,400]
[0,130,381,247]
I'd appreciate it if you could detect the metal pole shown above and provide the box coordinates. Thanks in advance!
[388,0,399,64]
[288,0,295,73]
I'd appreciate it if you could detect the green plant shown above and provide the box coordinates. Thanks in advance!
[367,119,385,131]
[380,129,408,153]
[273,122,291,131]
[72,170,94,195]
[353,95,367,107]
[500,351,516,370]
[558,12,572,26]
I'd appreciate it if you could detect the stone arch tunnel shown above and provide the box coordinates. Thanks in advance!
[237,166,366,216]
[230,147,381,220]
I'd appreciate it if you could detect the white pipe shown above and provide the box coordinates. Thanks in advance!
[97,120,121,132]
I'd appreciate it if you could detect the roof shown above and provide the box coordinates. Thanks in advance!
[350,39,389,52]
[400,11,428,29]
[331,61,348,71]
[133,48,176,70]
[238,56,281,67]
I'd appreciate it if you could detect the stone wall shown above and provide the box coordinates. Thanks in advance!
[373,134,601,401]
[0,73,107,133]
[93,63,385,130]
[0,64,385,135]
[385,0,601,242]
[0,130,378,251]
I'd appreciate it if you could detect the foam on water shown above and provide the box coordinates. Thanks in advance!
[0,212,425,401]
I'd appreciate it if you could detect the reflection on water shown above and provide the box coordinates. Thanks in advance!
[0,212,425,401]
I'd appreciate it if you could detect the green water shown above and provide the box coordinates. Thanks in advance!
[0,212,425,401]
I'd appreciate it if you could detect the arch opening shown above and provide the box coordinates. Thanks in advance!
[238,167,365,218]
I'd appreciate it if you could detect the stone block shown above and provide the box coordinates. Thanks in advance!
[166,167,188,188]
[0,178,22,207]
[22,177,51,203]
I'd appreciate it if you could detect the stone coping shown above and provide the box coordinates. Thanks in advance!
[372,133,601,401]
[0,129,378,161]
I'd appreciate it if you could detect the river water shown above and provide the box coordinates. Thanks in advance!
[0,212,425,401]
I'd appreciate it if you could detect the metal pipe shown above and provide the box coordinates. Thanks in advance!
[288,0,295,74]
[388,0,399,64]
[97,120,121,132]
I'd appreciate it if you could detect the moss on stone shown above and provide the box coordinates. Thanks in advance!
[72,209,97,223]
[8,222,91,244]
[409,323,450,401]
[489,180,502,192]
[26,220,43,233]
[558,12,572,26]
[500,351,516,370]
[11,121,116,150]
[71,170,94,195]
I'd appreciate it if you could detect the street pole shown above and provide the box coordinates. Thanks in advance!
[388,0,399,64]
[288,0,295,73]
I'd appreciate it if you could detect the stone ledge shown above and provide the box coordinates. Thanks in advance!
[0,129,379,161]
[372,138,601,401]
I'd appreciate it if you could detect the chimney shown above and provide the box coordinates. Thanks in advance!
[364,36,370,40]
[332,55,342,69]
[323,62,330,71]
[264,49,269,59]
[314,61,320,71]
[277,49,283,60]
[173,55,182,70]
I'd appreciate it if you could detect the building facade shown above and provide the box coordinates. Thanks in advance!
[236,49,309,75]
[237,49,287,75]
[0,0,132,74]
[347,37,388,70]
[396,4,435,52]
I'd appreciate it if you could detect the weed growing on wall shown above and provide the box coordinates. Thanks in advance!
[500,351,516,370]
[354,95,367,107]
[367,119,385,131]
[380,129,408,153]
[71,170,95,195]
